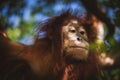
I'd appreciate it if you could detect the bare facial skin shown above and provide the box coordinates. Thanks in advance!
[62,20,89,62]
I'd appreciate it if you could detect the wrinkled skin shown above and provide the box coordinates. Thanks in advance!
[62,20,89,62]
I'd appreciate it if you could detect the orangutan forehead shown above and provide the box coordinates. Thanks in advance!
[70,20,78,24]
[68,19,82,28]
[63,19,84,32]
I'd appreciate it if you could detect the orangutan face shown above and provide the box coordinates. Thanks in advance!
[62,20,89,62]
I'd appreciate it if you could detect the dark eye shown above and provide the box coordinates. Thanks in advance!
[70,30,76,33]
[80,31,85,35]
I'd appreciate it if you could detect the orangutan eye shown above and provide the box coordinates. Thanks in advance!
[80,31,85,35]
[70,29,76,33]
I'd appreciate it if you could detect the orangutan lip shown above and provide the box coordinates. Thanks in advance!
[70,46,87,50]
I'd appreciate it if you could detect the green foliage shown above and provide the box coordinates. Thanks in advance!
[7,19,36,42]
[114,11,120,26]
[100,69,120,80]
[7,28,21,42]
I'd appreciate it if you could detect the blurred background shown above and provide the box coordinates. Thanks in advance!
[0,0,87,44]
[0,0,120,80]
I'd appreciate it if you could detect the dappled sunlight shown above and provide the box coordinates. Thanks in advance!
[99,53,114,66]
[92,15,105,44]
[97,22,104,43]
